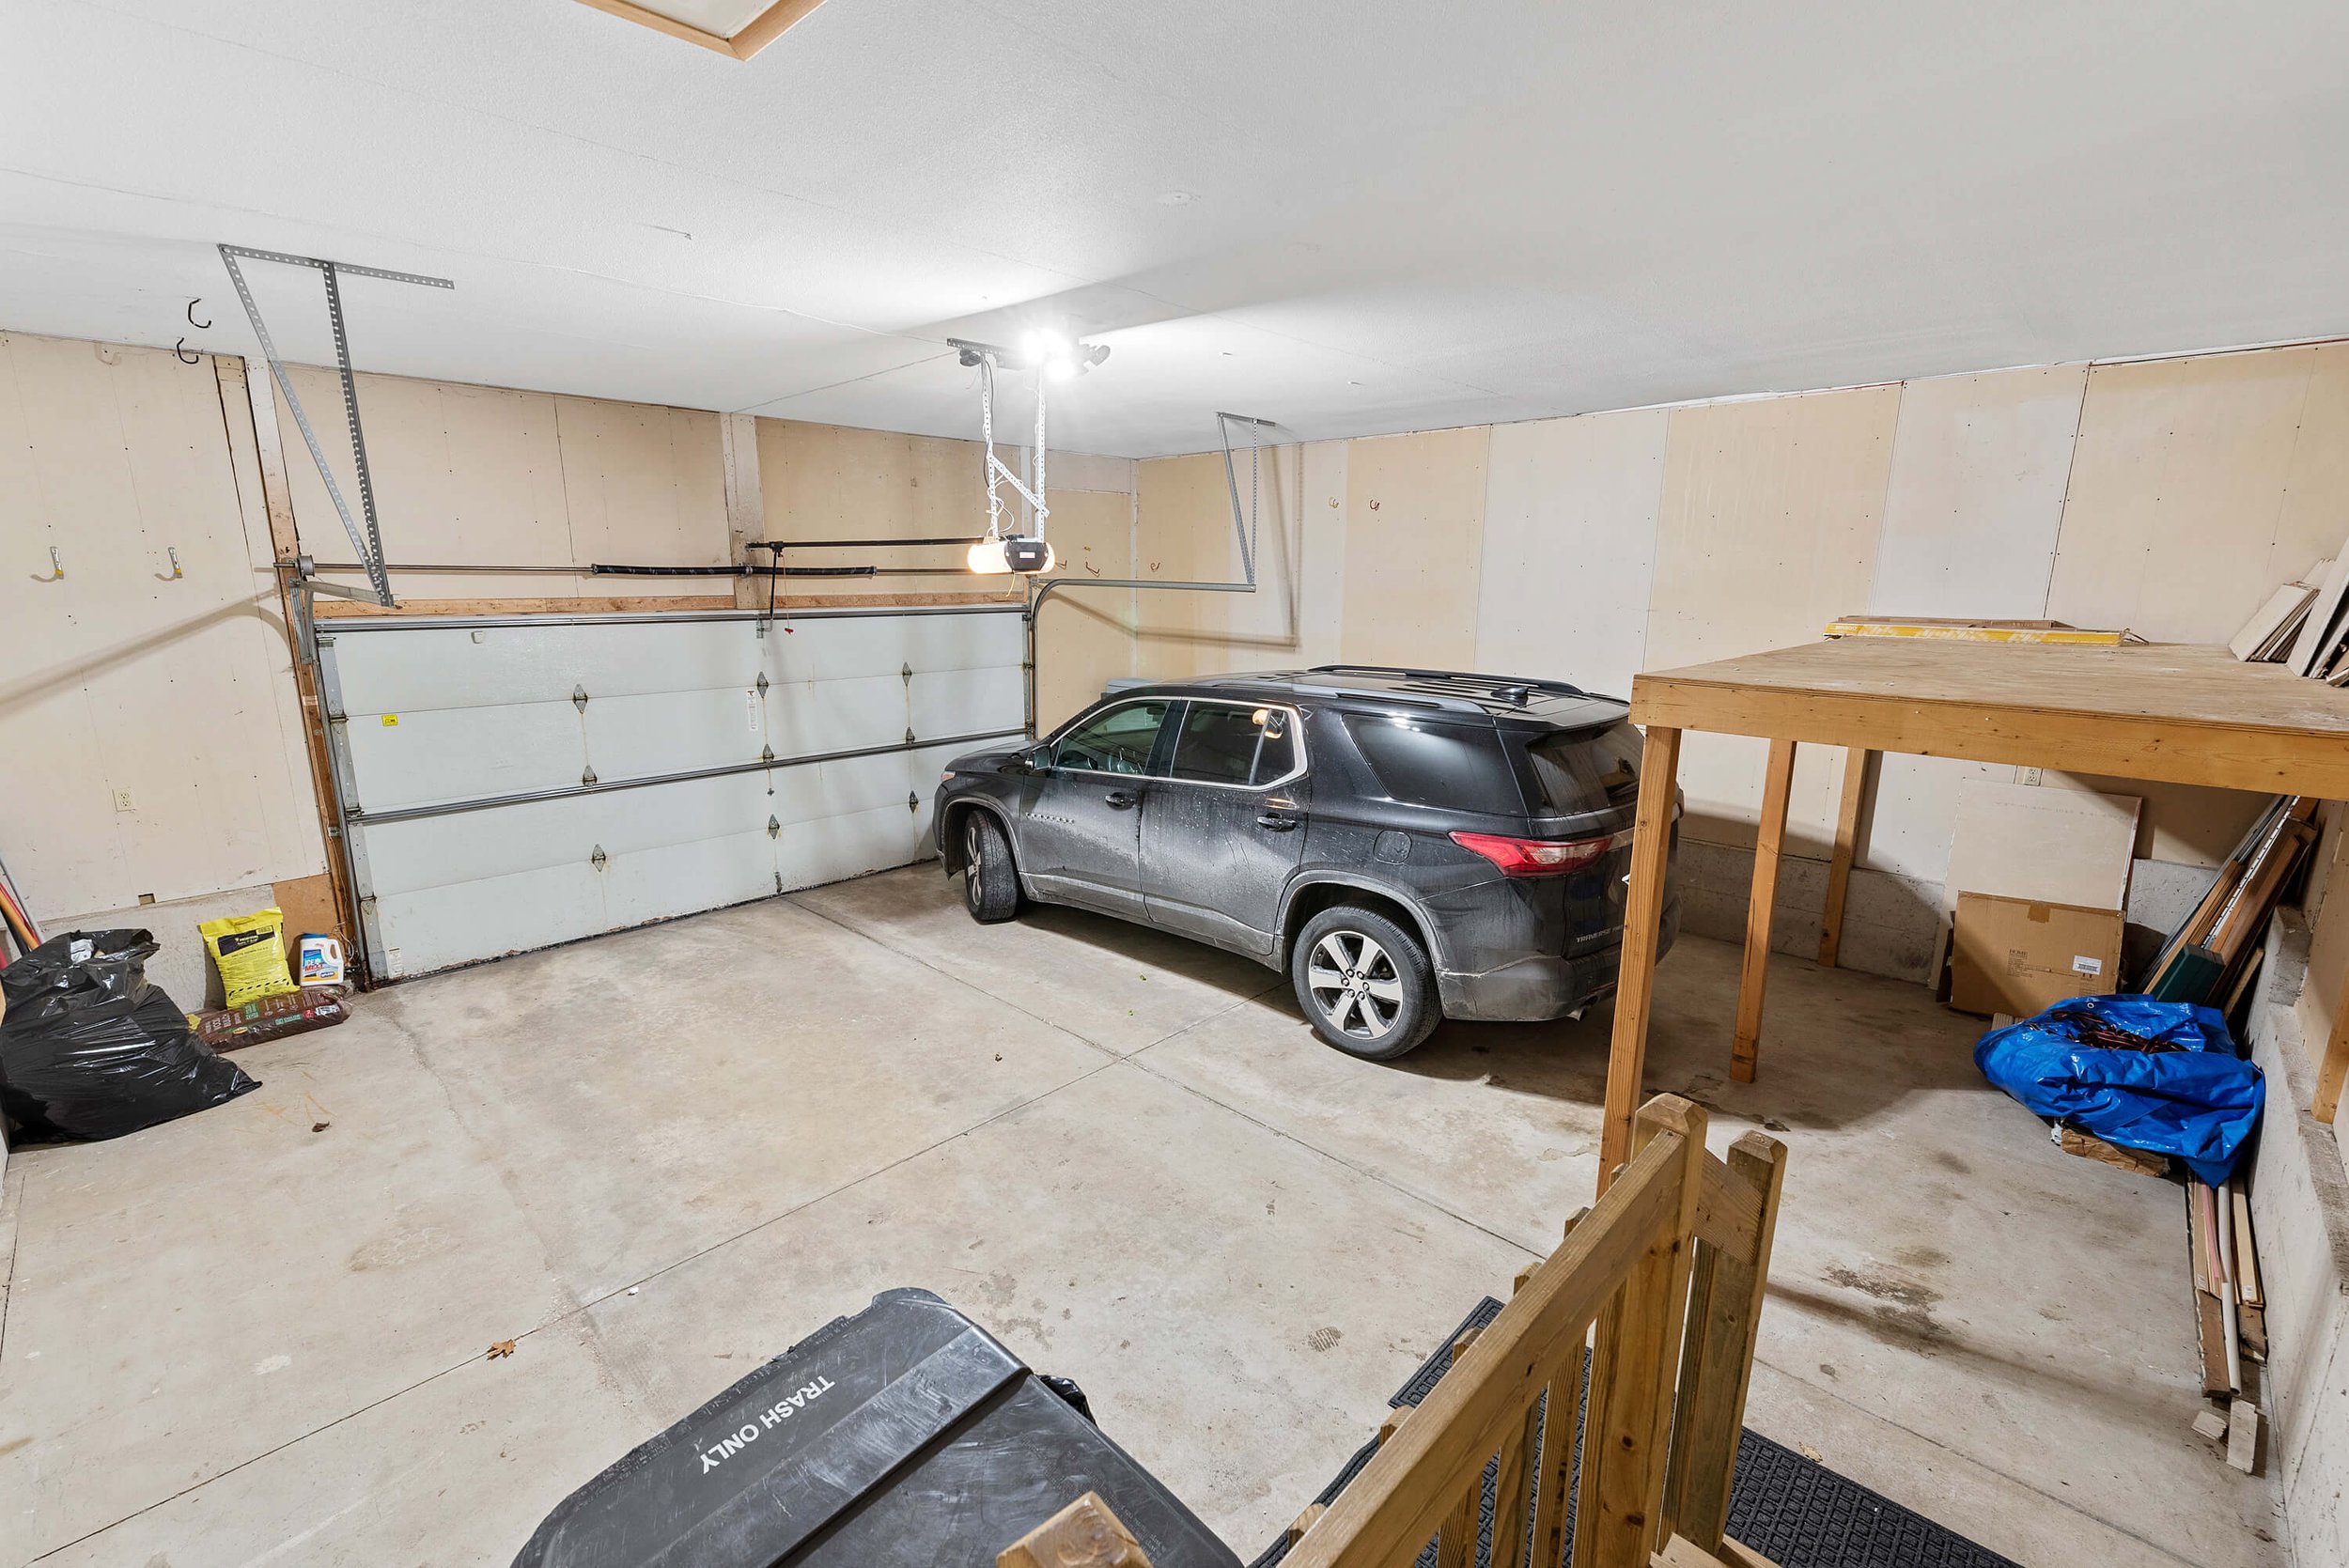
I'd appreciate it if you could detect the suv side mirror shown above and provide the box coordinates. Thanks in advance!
[1020,744,1052,773]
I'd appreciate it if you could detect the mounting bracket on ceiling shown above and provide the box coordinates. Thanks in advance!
[947,334,1110,575]
[218,243,453,607]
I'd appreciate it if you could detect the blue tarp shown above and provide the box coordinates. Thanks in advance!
[1973,994,2263,1187]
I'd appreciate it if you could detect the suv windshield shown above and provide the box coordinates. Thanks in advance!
[1522,722,1642,815]
[1342,714,1524,815]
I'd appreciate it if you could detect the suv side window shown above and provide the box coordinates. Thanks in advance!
[1342,713,1524,815]
[1169,703,1302,787]
[1051,700,1172,775]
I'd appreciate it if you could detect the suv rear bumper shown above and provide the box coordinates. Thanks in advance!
[1435,892,1680,1022]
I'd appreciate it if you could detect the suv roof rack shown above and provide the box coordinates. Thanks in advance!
[1304,664,1595,707]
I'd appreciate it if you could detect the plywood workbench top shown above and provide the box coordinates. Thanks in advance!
[1630,639,2349,798]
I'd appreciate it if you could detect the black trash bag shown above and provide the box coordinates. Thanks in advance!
[0,928,260,1141]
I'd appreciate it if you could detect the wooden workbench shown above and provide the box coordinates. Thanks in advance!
[1598,638,2349,1182]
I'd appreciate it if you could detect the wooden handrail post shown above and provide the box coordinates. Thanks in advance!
[1575,1096,1711,1568]
[1659,1133,1789,1553]
[997,1491,1153,1568]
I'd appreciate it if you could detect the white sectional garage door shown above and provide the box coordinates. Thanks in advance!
[317,606,1026,978]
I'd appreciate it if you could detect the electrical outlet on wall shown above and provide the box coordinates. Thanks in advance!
[2016,767,2044,786]
[113,788,136,813]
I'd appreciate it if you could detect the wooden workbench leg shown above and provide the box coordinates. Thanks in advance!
[1816,746,1870,969]
[1731,739,1797,1085]
[1598,725,1683,1191]
[2316,962,2349,1125]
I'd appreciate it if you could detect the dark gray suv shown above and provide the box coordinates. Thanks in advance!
[933,666,1679,1059]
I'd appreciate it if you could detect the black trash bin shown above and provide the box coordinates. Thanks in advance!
[514,1288,1240,1568]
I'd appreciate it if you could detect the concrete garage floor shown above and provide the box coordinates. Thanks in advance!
[0,865,2284,1567]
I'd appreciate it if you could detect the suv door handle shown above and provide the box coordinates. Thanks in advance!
[1104,789,1138,809]
[1255,812,1299,831]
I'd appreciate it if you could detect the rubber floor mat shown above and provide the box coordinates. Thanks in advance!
[1248,1297,2019,1568]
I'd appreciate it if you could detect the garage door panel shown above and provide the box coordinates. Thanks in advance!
[602,830,778,929]
[334,621,766,713]
[763,752,910,828]
[766,616,919,683]
[343,702,586,812]
[909,665,1022,738]
[586,688,766,779]
[768,674,909,758]
[331,609,1023,977]
[907,742,970,856]
[899,610,1025,673]
[373,862,611,977]
[778,803,920,890]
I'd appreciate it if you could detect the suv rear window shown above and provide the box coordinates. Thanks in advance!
[1522,722,1642,815]
[1342,715,1523,815]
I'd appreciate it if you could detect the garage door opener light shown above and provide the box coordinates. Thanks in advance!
[948,333,1104,575]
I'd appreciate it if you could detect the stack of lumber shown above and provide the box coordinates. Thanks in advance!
[2231,548,2349,680]
[1823,615,2139,645]
[2139,796,2317,1009]
[2186,1176,2267,1474]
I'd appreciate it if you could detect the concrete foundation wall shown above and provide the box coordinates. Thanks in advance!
[2246,912,2349,1568]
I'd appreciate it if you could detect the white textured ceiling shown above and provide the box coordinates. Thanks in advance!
[3,1,2345,457]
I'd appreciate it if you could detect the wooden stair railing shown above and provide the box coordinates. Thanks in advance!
[995,1094,1787,1568]
[1281,1094,1788,1568]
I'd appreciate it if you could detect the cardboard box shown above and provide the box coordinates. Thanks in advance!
[1950,893,2123,1017]
[1948,780,2140,914]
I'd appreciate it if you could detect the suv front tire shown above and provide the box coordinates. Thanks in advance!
[961,811,1022,924]
[1291,905,1439,1060]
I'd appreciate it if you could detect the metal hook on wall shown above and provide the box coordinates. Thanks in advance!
[186,298,212,330]
[155,547,183,582]
[175,338,201,365]
[32,546,64,582]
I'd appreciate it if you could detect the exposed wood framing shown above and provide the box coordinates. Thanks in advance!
[1600,637,2349,1159]
[215,355,357,960]
[1816,746,1870,967]
[1600,725,1684,1184]
[312,589,1019,618]
[568,0,829,60]
[2316,966,2349,1124]
[1732,739,1796,1084]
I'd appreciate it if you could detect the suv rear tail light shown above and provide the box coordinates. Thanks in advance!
[1449,830,1612,877]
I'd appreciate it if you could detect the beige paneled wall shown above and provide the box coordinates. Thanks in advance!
[1648,386,1900,856]
[1339,427,1490,669]
[1123,338,2349,985]
[0,332,321,920]
[1474,408,1668,702]
[276,365,731,598]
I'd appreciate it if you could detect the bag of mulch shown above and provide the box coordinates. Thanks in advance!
[191,986,350,1052]
[0,929,260,1141]
[198,908,298,1008]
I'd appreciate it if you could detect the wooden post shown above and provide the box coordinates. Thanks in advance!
[1816,747,1869,968]
[1574,1098,1710,1568]
[1659,1134,1788,1554]
[2316,964,2349,1124]
[1731,739,1797,1085]
[214,357,359,958]
[997,1492,1153,1568]
[1600,726,1684,1187]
